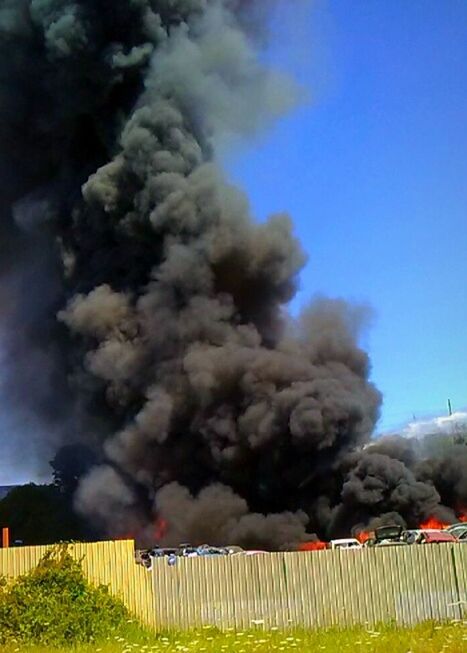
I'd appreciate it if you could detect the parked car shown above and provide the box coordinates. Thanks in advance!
[224,545,244,554]
[150,547,179,558]
[196,545,228,557]
[330,538,362,550]
[365,525,404,547]
[402,529,457,544]
[374,540,408,548]
[445,523,467,540]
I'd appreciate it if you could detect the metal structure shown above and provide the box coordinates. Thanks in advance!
[151,545,466,630]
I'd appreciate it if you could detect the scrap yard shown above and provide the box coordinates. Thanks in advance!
[135,519,467,567]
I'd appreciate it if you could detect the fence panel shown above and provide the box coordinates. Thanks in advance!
[151,544,466,630]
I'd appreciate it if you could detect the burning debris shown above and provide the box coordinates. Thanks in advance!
[298,541,327,552]
[0,1,466,549]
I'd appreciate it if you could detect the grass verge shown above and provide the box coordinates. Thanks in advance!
[0,620,465,653]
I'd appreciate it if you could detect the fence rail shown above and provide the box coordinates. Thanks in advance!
[1,541,466,631]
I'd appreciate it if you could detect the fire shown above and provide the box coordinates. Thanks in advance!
[154,516,168,541]
[298,541,327,552]
[115,532,135,541]
[355,530,372,544]
[457,509,467,523]
[419,516,451,530]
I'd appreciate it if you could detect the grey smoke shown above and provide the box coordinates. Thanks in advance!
[153,482,309,550]
[146,3,300,144]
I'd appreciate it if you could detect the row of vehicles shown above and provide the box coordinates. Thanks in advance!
[136,522,467,566]
[331,521,467,550]
[137,543,247,567]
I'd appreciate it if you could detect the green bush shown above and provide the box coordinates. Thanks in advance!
[0,544,129,646]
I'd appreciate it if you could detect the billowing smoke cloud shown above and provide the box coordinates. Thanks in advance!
[1,1,466,548]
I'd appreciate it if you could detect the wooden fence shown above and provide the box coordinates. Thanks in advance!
[151,545,467,630]
[1,540,465,631]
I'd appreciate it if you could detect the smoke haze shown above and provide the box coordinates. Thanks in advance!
[0,0,466,547]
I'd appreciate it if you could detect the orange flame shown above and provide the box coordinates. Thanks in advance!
[458,512,467,523]
[419,516,451,530]
[298,541,327,551]
[115,532,135,541]
[355,530,372,544]
[154,516,168,541]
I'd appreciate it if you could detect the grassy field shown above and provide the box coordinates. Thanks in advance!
[0,620,465,653]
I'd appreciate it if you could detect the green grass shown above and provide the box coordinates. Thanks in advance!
[0,620,465,653]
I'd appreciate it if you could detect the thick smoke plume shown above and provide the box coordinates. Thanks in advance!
[1,1,466,548]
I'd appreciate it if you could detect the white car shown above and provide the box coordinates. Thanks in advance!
[330,538,362,550]
[445,523,467,540]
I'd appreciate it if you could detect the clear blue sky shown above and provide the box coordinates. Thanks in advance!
[224,0,467,432]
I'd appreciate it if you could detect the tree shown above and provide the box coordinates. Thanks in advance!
[49,444,99,496]
[0,483,93,545]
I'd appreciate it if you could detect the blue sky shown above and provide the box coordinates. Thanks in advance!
[224,0,467,432]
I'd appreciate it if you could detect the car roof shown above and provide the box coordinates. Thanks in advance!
[331,538,360,544]
[423,531,457,542]
[405,529,449,534]
[376,541,408,546]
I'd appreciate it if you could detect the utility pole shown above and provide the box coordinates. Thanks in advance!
[447,399,452,416]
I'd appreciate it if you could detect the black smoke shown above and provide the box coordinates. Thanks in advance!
[0,1,465,549]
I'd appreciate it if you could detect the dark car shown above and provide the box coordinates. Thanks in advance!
[366,525,404,546]
[150,547,179,558]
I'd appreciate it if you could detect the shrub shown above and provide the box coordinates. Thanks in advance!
[0,544,128,646]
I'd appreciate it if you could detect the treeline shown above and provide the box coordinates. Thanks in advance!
[0,445,101,545]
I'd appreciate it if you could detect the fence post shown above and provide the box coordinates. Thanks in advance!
[1,527,9,548]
